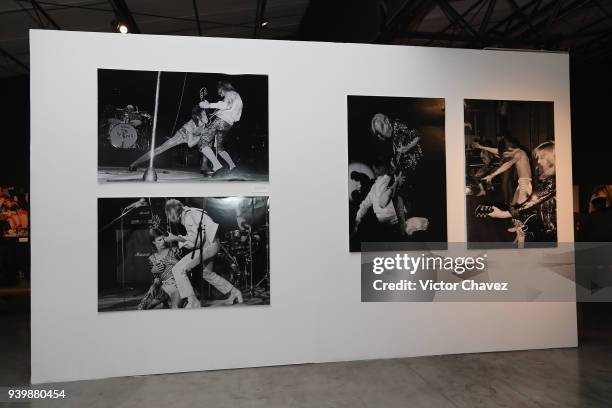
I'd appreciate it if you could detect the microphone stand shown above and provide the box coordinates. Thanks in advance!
[99,202,144,233]
[189,199,207,304]
[143,71,161,182]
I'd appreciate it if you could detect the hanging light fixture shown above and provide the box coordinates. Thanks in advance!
[111,19,130,34]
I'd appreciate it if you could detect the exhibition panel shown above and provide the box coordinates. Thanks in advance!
[30,30,575,383]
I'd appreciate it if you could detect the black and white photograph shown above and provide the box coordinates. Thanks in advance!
[465,99,557,244]
[347,95,447,252]
[98,196,270,311]
[98,69,268,182]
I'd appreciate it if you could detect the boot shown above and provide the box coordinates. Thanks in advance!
[225,287,243,305]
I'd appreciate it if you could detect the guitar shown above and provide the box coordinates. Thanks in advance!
[474,205,537,243]
[474,205,494,218]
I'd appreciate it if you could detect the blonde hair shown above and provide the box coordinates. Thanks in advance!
[371,113,391,140]
[533,141,555,177]
[164,199,184,222]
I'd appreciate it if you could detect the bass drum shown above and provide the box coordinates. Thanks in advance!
[109,123,138,149]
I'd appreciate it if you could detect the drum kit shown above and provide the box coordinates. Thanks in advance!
[104,105,153,150]
[217,225,269,296]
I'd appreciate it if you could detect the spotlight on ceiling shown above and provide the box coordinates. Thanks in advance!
[111,20,129,34]
[260,20,269,28]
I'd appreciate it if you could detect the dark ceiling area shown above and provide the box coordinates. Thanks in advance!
[2,0,612,77]
[0,0,309,77]
[0,0,611,183]
[298,0,612,63]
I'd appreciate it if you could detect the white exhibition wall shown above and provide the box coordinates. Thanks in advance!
[30,30,576,384]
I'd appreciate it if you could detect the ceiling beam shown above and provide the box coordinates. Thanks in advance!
[513,0,593,44]
[435,0,485,46]
[374,0,436,43]
[487,0,539,35]
[425,0,487,45]
[540,0,564,40]
[192,0,202,36]
[505,0,540,39]
[15,0,44,26]
[27,0,61,29]
[466,0,540,47]
[395,26,608,48]
[479,0,497,35]
[0,47,29,73]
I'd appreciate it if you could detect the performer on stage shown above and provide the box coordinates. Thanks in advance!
[128,105,208,171]
[365,114,427,237]
[486,141,557,242]
[469,140,498,197]
[128,81,243,176]
[353,162,428,239]
[163,199,243,308]
[137,229,181,310]
[474,137,533,206]
[197,81,243,174]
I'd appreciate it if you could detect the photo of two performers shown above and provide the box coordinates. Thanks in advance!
[465,99,557,246]
[97,69,269,182]
[347,95,448,252]
[98,196,270,312]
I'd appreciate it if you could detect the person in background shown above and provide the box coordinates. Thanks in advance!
[579,186,612,241]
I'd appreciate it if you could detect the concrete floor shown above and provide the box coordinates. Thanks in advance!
[18,345,611,408]
[3,297,612,408]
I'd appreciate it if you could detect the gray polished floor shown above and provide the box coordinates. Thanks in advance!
[2,296,612,408]
[9,342,612,407]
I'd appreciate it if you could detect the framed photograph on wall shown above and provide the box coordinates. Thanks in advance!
[98,196,270,311]
[347,95,447,252]
[97,69,269,182]
[464,99,557,246]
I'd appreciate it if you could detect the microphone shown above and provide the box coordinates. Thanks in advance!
[124,198,146,211]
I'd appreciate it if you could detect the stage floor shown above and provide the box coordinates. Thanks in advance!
[98,287,269,312]
[98,166,267,182]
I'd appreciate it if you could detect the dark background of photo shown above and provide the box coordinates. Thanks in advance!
[98,69,269,174]
[347,95,447,251]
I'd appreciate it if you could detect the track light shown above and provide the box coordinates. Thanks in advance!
[260,20,269,28]
[111,20,130,34]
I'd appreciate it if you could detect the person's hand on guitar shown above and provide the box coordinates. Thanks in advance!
[487,206,511,219]
[164,232,185,243]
